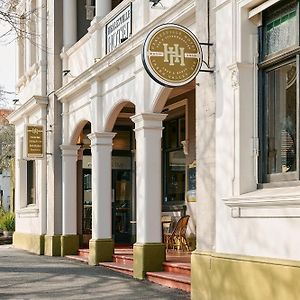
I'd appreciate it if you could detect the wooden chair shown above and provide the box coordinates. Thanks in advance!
[164,215,190,251]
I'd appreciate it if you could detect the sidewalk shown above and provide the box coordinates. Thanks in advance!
[0,245,190,300]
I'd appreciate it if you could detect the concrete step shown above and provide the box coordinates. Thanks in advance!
[146,271,191,293]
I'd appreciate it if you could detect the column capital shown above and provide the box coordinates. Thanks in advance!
[88,132,116,146]
[130,113,167,131]
[60,144,80,156]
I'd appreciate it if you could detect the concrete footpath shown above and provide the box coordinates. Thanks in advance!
[0,245,190,300]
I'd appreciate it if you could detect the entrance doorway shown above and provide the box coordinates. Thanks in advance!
[112,126,136,244]
[112,165,133,244]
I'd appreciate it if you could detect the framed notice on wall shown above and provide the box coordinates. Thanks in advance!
[186,160,196,202]
[24,124,45,159]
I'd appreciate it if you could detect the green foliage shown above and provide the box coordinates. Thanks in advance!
[0,206,5,218]
[0,212,15,231]
[0,124,15,170]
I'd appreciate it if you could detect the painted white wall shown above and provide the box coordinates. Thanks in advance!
[215,0,300,262]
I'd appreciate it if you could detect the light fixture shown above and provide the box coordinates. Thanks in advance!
[149,0,162,7]
[62,70,71,76]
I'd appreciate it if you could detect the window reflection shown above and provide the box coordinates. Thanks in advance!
[266,62,297,174]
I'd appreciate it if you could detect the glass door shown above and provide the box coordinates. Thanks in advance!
[112,156,134,244]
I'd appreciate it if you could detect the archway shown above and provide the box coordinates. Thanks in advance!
[153,81,197,251]
[70,121,92,247]
[105,101,136,244]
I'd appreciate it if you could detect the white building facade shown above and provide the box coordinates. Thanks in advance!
[8,0,300,299]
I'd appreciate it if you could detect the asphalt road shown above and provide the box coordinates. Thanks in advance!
[0,245,190,300]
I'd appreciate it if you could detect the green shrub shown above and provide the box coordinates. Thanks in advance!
[0,212,15,231]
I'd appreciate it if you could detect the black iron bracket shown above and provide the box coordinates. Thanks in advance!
[199,42,214,73]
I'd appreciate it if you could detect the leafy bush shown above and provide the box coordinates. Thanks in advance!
[0,212,15,231]
[0,207,5,218]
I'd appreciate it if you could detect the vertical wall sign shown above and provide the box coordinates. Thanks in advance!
[25,124,45,159]
[106,3,132,54]
[142,23,203,87]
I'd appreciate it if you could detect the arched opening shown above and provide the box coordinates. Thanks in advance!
[73,121,92,247]
[157,81,196,250]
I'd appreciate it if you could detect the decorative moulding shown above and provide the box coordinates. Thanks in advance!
[16,206,39,218]
[223,188,300,218]
[56,0,195,100]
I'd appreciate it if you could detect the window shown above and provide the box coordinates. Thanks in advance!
[259,0,299,183]
[27,160,36,205]
[85,0,95,21]
[163,116,186,202]
[112,0,124,9]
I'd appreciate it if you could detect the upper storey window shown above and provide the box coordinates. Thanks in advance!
[78,0,125,40]
[263,1,297,58]
[259,0,299,184]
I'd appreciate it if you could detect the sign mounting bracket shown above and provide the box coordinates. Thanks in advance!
[199,42,214,73]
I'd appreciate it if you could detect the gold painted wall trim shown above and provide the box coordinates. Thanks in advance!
[44,235,61,256]
[88,239,114,265]
[191,251,300,300]
[13,232,45,255]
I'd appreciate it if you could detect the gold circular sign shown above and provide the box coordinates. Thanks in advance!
[142,24,203,87]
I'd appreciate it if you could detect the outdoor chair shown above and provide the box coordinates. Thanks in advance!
[164,215,190,251]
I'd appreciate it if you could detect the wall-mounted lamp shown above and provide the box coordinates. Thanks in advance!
[149,0,163,8]
[62,70,76,78]
[62,70,71,76]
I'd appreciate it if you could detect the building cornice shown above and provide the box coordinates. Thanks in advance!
[7,96,48,124]
[55,0,195,101]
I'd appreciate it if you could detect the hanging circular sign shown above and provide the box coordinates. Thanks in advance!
[142,23,203,87]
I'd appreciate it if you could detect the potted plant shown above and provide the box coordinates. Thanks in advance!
[0,212,15,237]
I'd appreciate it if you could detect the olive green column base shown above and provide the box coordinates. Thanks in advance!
[44,235,61,256]
[191,250,300,300]
[13,232,45,255]
[88,239,114,265]
[133,243,165,279]
[60,235,79,256]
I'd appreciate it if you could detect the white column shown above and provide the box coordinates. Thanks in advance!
[63,0,77,49]
[131,113,167,244]
[95,0,111,20]
[60,144,80,235]
[88,132,116,240]
[15,136,26,211]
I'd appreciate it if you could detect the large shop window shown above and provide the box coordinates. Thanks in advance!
[27,160,36,205]
[259,0,299,183]
[163,117,186,203]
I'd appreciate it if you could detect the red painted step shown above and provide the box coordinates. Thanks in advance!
[146,271,191,293]
[65,255,89,264]
[99,262,134,277]
[78,248,89,258]
[163,261,191,277]
[113,254,133,265]
[66,248,191,293]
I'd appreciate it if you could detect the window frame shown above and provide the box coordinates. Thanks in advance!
[162,115,186,204]
[26,160,36,205]
[258,0,300,184]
